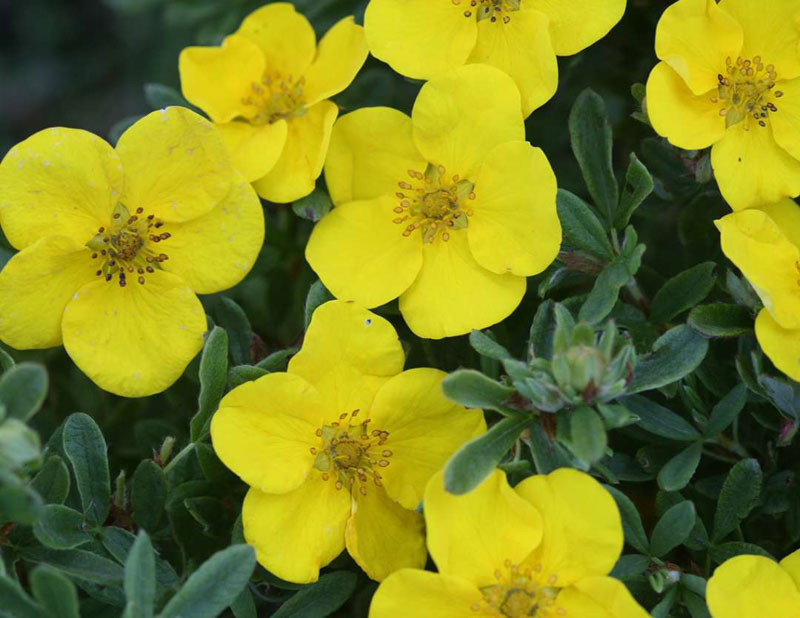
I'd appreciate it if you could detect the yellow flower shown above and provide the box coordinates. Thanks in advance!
[179,3,368,204]
[209,300,485,583]
[370,468,648,618]
[306,64,561,339]
[716,199,800,380]
[646,0,800,210]
[364,0,626,117]
[707,550,800,617]
[0,107,264,397]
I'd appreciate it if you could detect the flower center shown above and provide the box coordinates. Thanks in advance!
[474,562,563,617]
[455,0,521,23]
[311,409,393,495]
[712,55,783,129]
[86,203,170,288]
[393,164,475,244]
[241,71,306,125]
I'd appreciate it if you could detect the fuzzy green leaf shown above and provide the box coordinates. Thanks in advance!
[62,413,110,526]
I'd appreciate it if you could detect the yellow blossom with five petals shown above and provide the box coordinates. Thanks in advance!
[0,107,263,397]
[646,0,800,210]
[370,468,649,618]
[364,0,626,117]
[706,549,800,617]
[306,64,561,339]
[179,2,368,203]
[210,300,485,583]
[716,199,800,381]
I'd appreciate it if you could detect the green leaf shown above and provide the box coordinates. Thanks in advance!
[0,486,42,524]
[158,545,255,618]
[621,395,700,441]
[469,330,512,361]
[651,586,679,618]
[0,575,43,618]
[132,460,167,532]
[292,189,333,222]
[569,407,607,463]
[0,362,48,421]
[30,566,80,618]
[0,345,15,371]
[272,571,358,618]
[712,459,762,543]
[529,299,556,360]
[256,347,298,371]
[605,486,649,554]
[650,263,717,324]
[143,83,190,109]
[578,261,630,324]
[555,189,614,261]
[304,280,333,328]
[758,374,800,421]
[101,527,180,592]
[684,592,712,618]
[628,325,709,393]
[709,542,773,564]
[230,588,257,618]
[33,504,93,549]
[62,413,110,526]
[216,297,252,366]
[610,554,650,579]
[704,384,747,437]
[649,500,696,557]
[657,441,703,491]
[30,455,70,505]
[442,369,515,411]
[228,365,268,388]
[444,414,531,495]
[0,418,40,470]
[123,531,156,618]
[688,304,752,338]
[615,153,654,228]
[568,89,619,224]
[20,547,124,585]
[190,327,229,442]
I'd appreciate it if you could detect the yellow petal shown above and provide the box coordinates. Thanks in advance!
[235,2,316,77]
[719,0,800,80]
[755,309,800,382]
[557,576,650,618]
[645,62,726,150]
[367,368,486,510]
[305,195,423,308]
[0,236,96,349]
[0,127,121,250]
[215,119,288,183]
[525,0,626,56]
[716,208,800,330]
[178,35,267,124]
[756,198,800,250]
[780,548,800,590]
[364,0,477,81]
[242,478,350,584]
[115,107,233,222]
[159,173,264,294]
[303,17,368,107]
[514,468,623,587]
[252,100,337,204]
[345,486,426,582]
[707,555,800,618]
[61,270,206,397]
[210,372,325,494]
[468,141,560,277]
[288,300,405,419]
[711,120,800,211]
[769,77,800,162]
[468,9,558,117]
[398,231,526,339]
[655,0,743,94]
[424,469,543,587]
[324,107,427,205]
[412,64,524,181]
[369,569,484,618]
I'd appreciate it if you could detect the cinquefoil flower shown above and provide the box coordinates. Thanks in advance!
[179,3,368,204]
[0,107,264,397]
[707,549,800,617]
[364,0,626,117]
[306,64,561,339]
[210,300,485,583]
[647,0,800,210]
[370,468,648,617]
[717,199,800,380]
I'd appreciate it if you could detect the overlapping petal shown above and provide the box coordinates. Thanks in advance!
[707,555,800,618]
[303,17,368,107]
[559,576,651,618]
[754,309,800,382]
[214,120,288,183]
[527,0,626,56]
[781,549,800,590]
[369,570,483,618]
[769,77,800,162]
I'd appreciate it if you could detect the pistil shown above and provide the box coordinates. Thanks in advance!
[241,71,307,125]
[454,0,521,23]
[713,55,781,129]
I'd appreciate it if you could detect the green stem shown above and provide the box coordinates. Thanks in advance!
[162,443,195,476]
